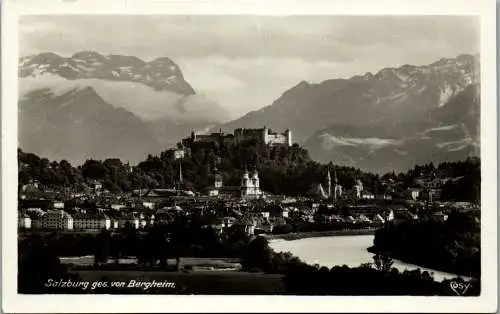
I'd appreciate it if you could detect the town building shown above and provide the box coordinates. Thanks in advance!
[354,179,364,199]
[204,173,223,197]
[407,188,422,201]
[41,210,74,230]
[25,210,44,229]
[119,213,140,229]
[235,216,257,236]
[18,213,32,229]
[241,169,262,198]
[360,191,375,199]
[205,169,263,199]
[211,216,237,235]
[308,183,328,199]
[53,201,65,209]
[73,213,111,231]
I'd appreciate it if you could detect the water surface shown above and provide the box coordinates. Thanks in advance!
[269,235,470,282]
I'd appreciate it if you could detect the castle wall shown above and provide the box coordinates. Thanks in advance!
[267,133,288,146]
[187,127,291,147]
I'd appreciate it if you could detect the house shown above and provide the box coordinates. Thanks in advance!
[373,214,385,224]
[386,210,395,222]
[153,213,175,225]
[360,191,375,200]
[204,173,223,197]
[376,194,393,201]
[407,188,422,201]
[204,185,220,197]
[260,211,270,219]
[91,180,103,191]
[73,214,111,231]
[255,220,274,234]
[53,201,65,209]
[308,183,328,199]
[346,216,357,224]
[211,216,237,234]
[156,205,183,214]
[119,213,140,229]
[268,205,288,218]
[18,213,31,229]
[235,216,257,236]
[429,188,442,202]
[269,216,287,226]
[111,204,126,211]
[142,202,154,209]
[432,211,448,222]
[140,188,177,200]
[25,210,44,229]
[41,210,74,230]
[358,214,372,223]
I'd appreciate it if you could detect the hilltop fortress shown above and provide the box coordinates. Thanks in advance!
[182,127,292,147]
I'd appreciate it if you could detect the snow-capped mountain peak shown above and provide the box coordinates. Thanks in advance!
[19,52,195,95]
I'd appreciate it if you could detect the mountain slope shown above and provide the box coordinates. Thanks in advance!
[19,52,231,157]
[216,54,480,172]
[217,54,479,143]
[19,86,160,164]
[303,85,480,173]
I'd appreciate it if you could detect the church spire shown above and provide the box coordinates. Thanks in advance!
[326,168,332,198]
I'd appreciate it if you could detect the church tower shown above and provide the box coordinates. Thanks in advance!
[326,169,332,198]
[354,178,363,199]
[334,170,343,200]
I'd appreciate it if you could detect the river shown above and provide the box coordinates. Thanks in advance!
[268,235,470,282]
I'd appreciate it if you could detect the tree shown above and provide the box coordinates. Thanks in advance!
[373,254,393,272]
[94,229,111,267]
[18,234,65,293]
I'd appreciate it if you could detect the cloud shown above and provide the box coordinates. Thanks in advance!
[19,15,479,118]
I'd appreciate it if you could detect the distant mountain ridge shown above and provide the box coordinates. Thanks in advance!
[215,54,480,172]
[19,86,159,164]
[304,85,480,173]
[18,51,231,163]
[20,51,195,95]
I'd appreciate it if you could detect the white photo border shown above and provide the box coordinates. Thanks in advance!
[2,0,497,313]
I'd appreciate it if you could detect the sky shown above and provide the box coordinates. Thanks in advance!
[19,15,480,119]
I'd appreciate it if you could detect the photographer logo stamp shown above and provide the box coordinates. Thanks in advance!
[450,281,471,296]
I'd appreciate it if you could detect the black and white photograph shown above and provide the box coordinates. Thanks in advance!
[2,0,497,312]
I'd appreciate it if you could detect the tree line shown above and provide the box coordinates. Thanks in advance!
[19,223,479,295]
[371,211,480,278]
[18,144,480,201]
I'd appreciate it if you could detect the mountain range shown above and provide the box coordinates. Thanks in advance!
[18,52,480,173]
[18,52,231,163]
[215,54,480,173]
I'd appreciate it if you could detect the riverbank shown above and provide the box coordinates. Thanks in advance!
[367,245,476,279]
[264,228,377,241]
